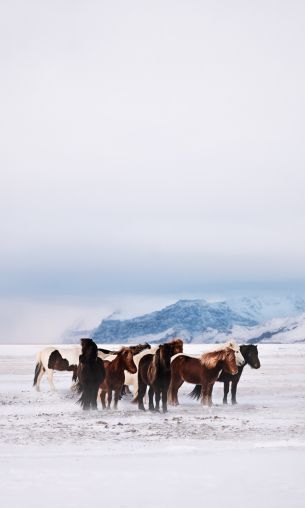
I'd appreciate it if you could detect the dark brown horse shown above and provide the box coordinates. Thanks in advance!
[168,345,238,407]
[77,338,105,410]
[137,339,183,413]
[189,344,260,404]
[99,347,137,409]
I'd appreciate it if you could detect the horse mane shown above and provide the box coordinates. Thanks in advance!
[200,348,229,369]
[80,338,98,362]
[152,348,161,378]
[203,340,238,353]
[117,346,131,354]
[168,338,183,349]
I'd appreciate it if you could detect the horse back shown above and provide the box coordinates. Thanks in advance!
[138,353,154,385]
[172,355,204,384]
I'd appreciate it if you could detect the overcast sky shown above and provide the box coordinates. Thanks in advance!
[1,1,305,341]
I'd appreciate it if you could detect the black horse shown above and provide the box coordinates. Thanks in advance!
[189,344,260,405]
[137,339,183,413]
[77,338,105,410]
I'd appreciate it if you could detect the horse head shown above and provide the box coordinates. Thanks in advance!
[120,348,137,374]
[226,341,245,367]
[241,345,260,369]
[223,348,238,375]
[80,338,98,362]
[130,342,151,356]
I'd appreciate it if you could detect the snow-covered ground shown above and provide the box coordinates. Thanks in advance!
[1,344,305,508]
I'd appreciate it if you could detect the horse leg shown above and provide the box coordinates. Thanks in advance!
[70,368,78,390]
[114,388,121,409]
[148,386,154,411]
[154,387,161,412]
[107,388,112,409]
[124,385,131,395]
[46,369,56,391]
[138,377,147,411]
[223,380,230,404]
[100,390,107,409]
[132,375,139,402]
[207,383,214,407]
[161,386,168,413]
[201,384,209,406]
[231,380,238,405]
[36,366,45,392]
[168,375,183,406]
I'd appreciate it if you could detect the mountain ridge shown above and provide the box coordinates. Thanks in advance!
[80,296,305,344]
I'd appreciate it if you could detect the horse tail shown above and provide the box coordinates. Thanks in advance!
[77,390,90,409]
[77,359,105,410]
[33,358,43,387]
[189,384,201,400]
[72,381,82,393]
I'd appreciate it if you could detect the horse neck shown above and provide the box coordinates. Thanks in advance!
[208,359,225,378]
[239,346,249,365]
[133,344,148,355]
[111,353,124,371]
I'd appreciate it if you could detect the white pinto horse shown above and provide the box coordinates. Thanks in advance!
[33,346,113,392]
[33,346,81,391]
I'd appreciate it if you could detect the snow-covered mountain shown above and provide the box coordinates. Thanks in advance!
[212,312,305,344]
[226,295,305,324]
[91,296,305,344]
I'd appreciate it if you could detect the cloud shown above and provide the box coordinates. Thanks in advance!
[0,1,305,340]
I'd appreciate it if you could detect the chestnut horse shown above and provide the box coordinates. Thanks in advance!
[100,347,137,409]
[189,344,260,404]
[77,338,105,410]
[168,344,238,407]
[137,339,183,413]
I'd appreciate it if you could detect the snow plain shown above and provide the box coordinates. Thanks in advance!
[0,344,305,508]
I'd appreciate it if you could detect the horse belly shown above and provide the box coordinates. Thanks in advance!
[181,362,203,385]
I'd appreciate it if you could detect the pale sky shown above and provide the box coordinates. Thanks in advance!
[1,1,305,341]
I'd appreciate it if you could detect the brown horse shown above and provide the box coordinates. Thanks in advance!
[168,345,238,407]
[138,339,183,413]
[189,344,261,405]
[99,347,137,409]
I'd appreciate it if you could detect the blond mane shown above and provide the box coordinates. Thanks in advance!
[200,348,228,369]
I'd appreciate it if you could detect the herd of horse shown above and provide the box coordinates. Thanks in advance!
[33,338,261,411]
